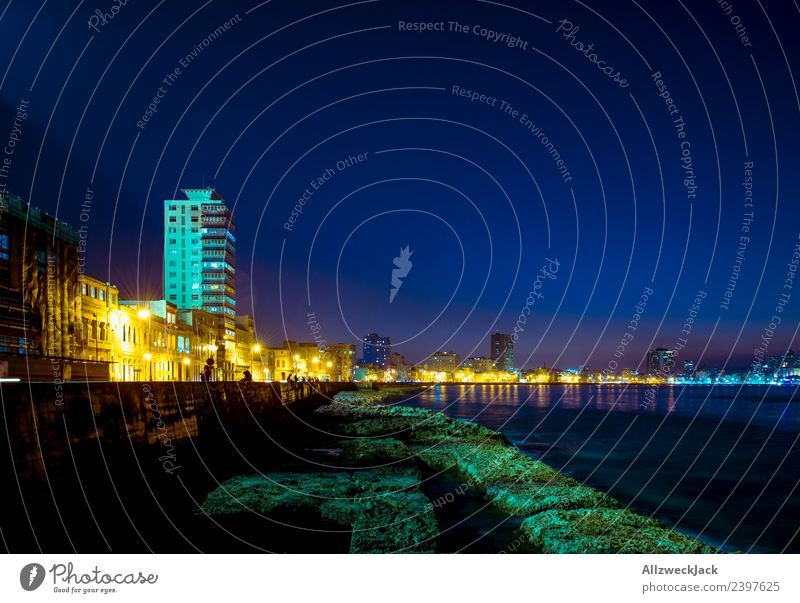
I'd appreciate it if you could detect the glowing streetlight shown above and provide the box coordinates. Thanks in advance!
[183,357,190,365]
[252,344,261,353]
[326,361,332,368]
[312,357,319,363]
[137,308,150,320]
[143,352,152,361]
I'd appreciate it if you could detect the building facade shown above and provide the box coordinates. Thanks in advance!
[362,332,391,368]
[647,348,677,377]
[490,331,514,372]
[428,350,461,374]
[0,193,82,379]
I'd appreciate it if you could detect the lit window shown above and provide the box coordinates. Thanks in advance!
[0,233,9,260]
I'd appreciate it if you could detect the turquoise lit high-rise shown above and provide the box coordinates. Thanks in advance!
[163,187,236,342]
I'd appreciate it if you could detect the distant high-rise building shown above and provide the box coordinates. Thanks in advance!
[490,332,514,372]
[164,188,236,338]
[647,348,676,376]
[682,360,696,379]
[362,333,391,368]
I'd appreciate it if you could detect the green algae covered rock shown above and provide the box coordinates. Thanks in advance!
[410,416,504,443]
[412,439,564,488]
[353,466,421,495]
[199,472,355,517]
[487,481,622,517]
[338,438,412,464]
[521,508,717,554]
[339,417,419,437]
[350,492,438,553]
[199,467,436,552]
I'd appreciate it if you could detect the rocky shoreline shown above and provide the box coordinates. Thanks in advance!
[198,385,717,554]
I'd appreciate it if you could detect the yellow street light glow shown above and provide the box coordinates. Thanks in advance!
[294,354,300,361]
[183,358,190,365]
[144,353,152,361]
[312,357,319,363]
[252,344,261,353]
[137,308,150,320]
[326,361,333,368]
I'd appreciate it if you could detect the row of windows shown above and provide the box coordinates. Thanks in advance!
[81,282,116,304]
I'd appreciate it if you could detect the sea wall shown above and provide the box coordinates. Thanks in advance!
[0,381,354,482]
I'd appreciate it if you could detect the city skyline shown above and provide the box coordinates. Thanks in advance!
[1,0,799,370]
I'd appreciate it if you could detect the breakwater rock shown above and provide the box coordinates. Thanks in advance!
[198,386,716,553]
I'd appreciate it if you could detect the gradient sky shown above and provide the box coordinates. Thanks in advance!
[1,0,799,370]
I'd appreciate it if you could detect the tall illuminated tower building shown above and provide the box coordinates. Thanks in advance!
[491,331,514,372]
[164,188,236,340]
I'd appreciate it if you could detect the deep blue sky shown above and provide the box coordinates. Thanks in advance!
[1,0,798,370]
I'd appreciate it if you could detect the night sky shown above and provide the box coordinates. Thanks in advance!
[1,0,798,370]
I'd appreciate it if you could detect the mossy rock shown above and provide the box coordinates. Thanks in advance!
[411,417,503,443]
[353,466,421,495]
[350,492,438,553]
[487,481,621,517]
[199,468,437,553]
[412,439,564,488]
[338,438,412,464]
[319,498,360,526]
[199,472,355,517]
[520,508,717,554]
[339,417,419,437]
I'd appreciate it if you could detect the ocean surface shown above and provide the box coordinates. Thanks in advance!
[400,384,800,553]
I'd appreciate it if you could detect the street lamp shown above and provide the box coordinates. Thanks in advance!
[252,344,261,353]
[144,352,152,380]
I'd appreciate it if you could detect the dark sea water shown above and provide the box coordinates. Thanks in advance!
[400,384,800,553]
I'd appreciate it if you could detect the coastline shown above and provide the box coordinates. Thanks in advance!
[199,384,718,554]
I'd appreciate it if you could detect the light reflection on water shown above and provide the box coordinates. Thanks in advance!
[402,384,800,553]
